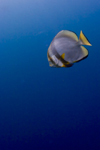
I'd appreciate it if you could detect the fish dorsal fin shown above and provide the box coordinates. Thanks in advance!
[79,31,92,46]
[55,30,78,41]
[61,53,65,59]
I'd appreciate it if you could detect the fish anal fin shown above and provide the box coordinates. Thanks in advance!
[74,46,88,63]
[79,31,92,46]
[81,46,88,57]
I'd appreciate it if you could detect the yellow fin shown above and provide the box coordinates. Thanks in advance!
[55,30,78,41]
[81,46,88,57]
[63,30,78,41]
[61,53,65,59]
[62,64,66,67]
[74,46,88,63]
[79,31,92,46]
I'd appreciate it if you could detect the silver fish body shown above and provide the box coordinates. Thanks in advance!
[47,30,91,68]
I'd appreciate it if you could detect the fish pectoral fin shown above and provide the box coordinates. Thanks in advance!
[61,53,65,59]
[79,31,92,46]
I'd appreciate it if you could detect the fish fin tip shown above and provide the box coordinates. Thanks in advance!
[62,64,66,67]
[79,31,92,46]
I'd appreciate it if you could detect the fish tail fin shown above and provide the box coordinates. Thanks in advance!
[79,31,92,46]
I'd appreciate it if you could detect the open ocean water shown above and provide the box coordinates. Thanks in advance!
[0,0,100,150]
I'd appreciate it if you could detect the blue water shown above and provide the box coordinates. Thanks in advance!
[0,0,100,149]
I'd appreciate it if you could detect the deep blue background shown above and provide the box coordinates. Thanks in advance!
[0,0,100,149]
